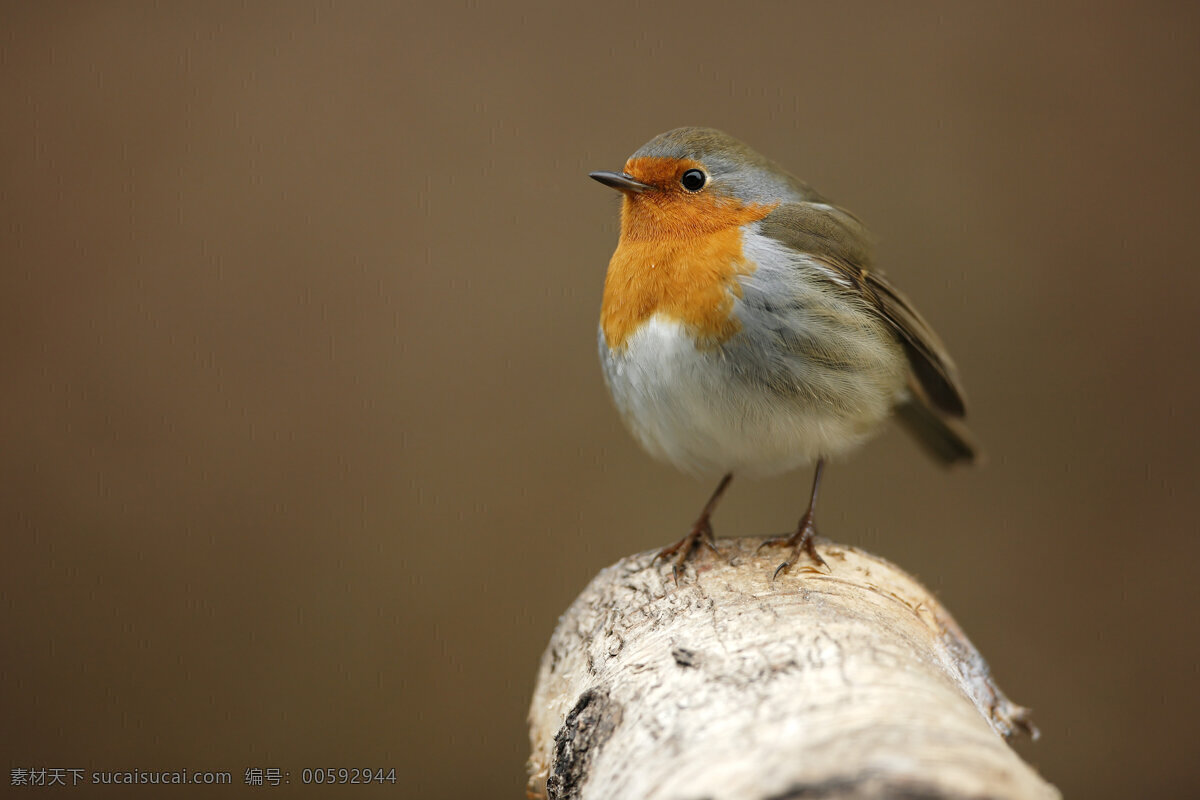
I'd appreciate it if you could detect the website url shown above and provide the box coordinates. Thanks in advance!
[10,768,232,786]
[91,770,233,785]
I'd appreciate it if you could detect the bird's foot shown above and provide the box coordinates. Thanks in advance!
[757,512,828,579]
[653,517,723,584]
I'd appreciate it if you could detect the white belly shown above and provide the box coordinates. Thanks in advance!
[600,315,902,479]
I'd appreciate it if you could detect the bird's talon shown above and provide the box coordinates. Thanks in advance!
[755,535,787,554]
[804,539,828,571]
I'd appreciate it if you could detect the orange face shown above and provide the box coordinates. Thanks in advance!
[601,157,777,350]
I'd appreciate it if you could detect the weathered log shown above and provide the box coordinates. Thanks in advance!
[527,537,1057,800]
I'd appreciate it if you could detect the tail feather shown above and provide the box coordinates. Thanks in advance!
[895,400,980,466]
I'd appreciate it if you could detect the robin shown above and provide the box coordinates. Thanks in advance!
[590,127,977,579]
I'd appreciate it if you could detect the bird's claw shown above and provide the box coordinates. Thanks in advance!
[654,518,723,584]
[760,514,827,579]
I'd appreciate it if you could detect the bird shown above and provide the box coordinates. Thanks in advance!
[590,127,978,580]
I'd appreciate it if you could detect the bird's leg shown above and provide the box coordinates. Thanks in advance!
[654,473,733,582]
[758,458,830,578]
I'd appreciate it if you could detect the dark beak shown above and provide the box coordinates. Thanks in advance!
[589,171,651,194]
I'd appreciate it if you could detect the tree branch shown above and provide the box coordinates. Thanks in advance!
[527,537,1057,800]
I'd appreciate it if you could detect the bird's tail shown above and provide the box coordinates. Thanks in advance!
[895,399,980,466]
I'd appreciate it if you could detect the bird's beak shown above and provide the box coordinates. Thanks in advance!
[589,171,651,194]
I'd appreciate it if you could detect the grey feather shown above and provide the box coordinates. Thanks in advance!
[759,202,969,418]
[895,398,979,465]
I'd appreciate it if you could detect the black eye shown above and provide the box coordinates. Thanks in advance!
[680,169,706,192]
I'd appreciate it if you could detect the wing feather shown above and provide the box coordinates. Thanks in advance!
[759,202,968,417]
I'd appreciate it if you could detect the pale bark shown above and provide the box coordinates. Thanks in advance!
[527,537,1058,800]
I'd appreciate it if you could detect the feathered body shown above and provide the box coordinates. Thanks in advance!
[596,127,974,481]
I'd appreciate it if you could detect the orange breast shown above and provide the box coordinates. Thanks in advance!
[601,160,776,350]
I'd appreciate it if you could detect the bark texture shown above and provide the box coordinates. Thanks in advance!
[527,537,1057,800]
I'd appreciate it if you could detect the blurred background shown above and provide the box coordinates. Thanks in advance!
[3,2,1198,797]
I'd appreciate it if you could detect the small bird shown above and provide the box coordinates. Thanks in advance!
[591,127,977,579]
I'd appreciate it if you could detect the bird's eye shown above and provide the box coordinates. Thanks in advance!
[680,169,706,192]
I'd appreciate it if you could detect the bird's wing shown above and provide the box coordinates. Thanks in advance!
[758,202,968,417]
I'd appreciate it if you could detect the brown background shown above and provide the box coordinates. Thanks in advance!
[3,3,1198,798]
